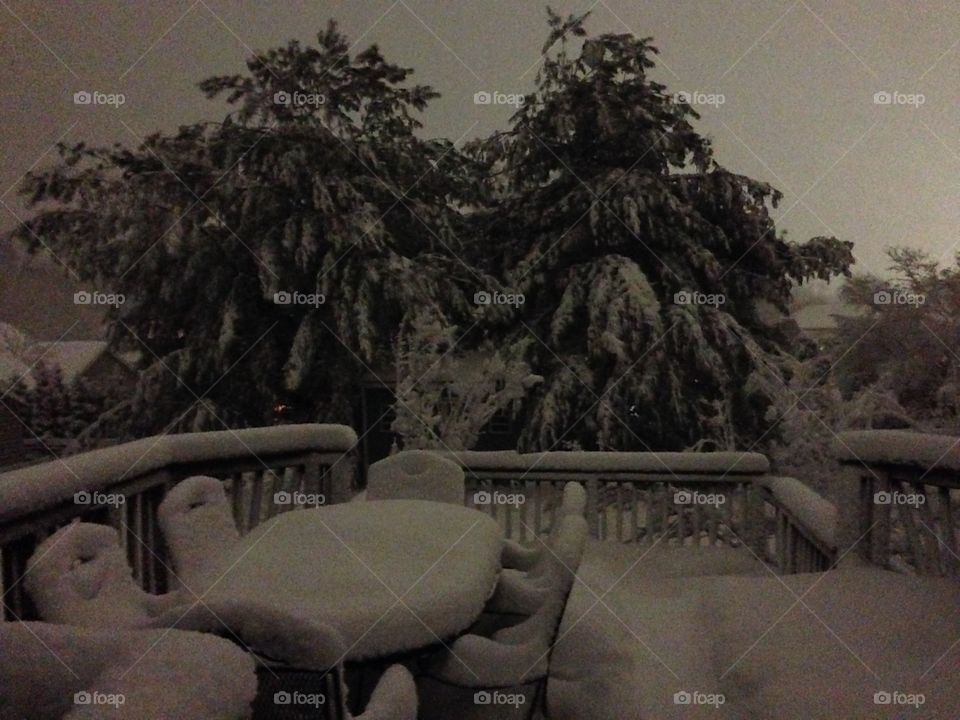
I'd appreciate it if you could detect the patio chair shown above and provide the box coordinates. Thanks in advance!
[0,620,257,719]
[366,450,465,505]
[23,522,417,720]
[417,514,589,720]
[24,521,182,628]
[157,475,242,594]
[500,482,587,572]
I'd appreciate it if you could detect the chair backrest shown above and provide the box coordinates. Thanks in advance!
[366,451,465,505]
[24,522,154,628]
[158,475,241,592]
[560,481,587,518]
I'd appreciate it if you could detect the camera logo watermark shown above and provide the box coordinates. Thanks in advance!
[273,490,326,507]
[674,90,725,108]
[273,90,326,107]
[674,490,726,507]
[473,690,526,708]
[474,290,525,307]
[674,290,725,307]
[673,690,725,707]
[74,490,126,508]
[73,90,125,107]
[74,691,125,707]
[872,289,925,306]
[873,91,925,107]
[873,690,925,708]
[873,491,925,507]
[473,490,526,508]
[473,91,526,108]
[273,291,325,307]
[274,691,326,707]
[74,290,125,308]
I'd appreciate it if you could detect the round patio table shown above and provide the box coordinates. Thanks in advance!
[204,499,503,660]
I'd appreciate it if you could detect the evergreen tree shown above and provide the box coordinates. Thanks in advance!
[12,23,485,437]
[465,10,854,451]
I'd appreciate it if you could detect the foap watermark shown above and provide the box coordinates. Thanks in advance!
[473,490,526,508]
[674,490,726,507]
[273,490,326,507]
[673,690,725,707]
[873,289,925,306]
[74,290,125,308]
[873,690,925,708]
[473,90,526,108]
[874,491,925,507]
[674,90,725,108]
[73,90,125,107]
[873,91,925,108]
[74,490,126,508]
[474,290,525,307]
[474,690,526,708]
[273,90,325,107]
[74,691,125,708]
[674,290,725,307]
[273,691,325,708]
[274,291,325,307]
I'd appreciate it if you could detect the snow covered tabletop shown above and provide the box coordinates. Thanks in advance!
[201,500,503,661]
[836,430,960,472]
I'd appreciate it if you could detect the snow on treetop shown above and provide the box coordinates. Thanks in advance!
[435,449,769,475]
[0,423,357,522]
[835,430,960,471]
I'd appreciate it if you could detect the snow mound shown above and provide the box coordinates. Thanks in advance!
[356,664,418,720]
[0,622,256,720]
[367,450,465,504]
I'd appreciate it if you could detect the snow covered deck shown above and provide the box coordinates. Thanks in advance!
[1,427,958,718]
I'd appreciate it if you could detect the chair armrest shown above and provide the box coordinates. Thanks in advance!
[355,664,418,720]
[500,540,543,571]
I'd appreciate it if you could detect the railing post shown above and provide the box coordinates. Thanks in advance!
[833,464,874,568]
[585,478,600,539]
[328,452,357,505]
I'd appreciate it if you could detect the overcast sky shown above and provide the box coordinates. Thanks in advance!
[1,0,957,281]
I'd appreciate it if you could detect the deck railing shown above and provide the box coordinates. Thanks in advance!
[440,450,836,572]
[0,424,357,621]
[836,430,960,577]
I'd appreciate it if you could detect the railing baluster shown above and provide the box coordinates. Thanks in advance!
[939,486,959,577]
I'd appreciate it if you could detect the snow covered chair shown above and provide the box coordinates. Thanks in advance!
[419,515,589,719]
[164,609,416,720]
[158,475,242,594]
[366,450,465,505]
[500,481,587,572]
[24,522,181,628]
[0,620,257,719]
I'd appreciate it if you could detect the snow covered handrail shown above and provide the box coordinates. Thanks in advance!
[0,424,357,621]
[436,449,770,549]
[835,430,960,577]
[759,477,837,573]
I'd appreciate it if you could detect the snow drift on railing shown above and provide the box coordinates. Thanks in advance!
[0,424,356,523]
[435,449,769,474]
[762,476,837,549]
[835,430,960,471]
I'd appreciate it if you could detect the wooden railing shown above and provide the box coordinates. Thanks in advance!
[836,430,960,577]
[0,424,357,621]
[759,476,837,573]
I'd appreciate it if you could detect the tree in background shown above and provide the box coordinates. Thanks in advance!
[12,22,485,439]
[465,10,854,451]
[834,247,960,429]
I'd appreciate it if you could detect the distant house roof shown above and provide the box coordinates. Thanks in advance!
[33,341,110,383]
[792,302,862,331]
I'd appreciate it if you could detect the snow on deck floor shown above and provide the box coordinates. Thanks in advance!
[547,541,960,719]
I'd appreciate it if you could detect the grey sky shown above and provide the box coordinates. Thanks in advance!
[1,0,957,283]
